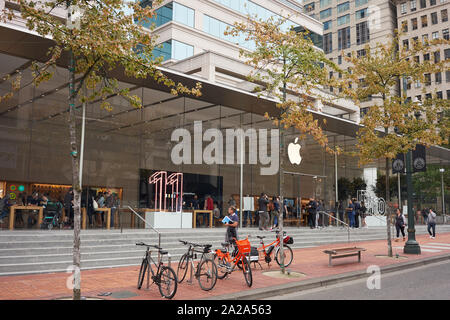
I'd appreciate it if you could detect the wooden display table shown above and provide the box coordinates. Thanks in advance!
[81,207,111,230]
[193,210,213,228]
[9,205,43,230]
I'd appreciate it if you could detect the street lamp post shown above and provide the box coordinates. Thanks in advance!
[440,167,445,224]
[404,150,421,254]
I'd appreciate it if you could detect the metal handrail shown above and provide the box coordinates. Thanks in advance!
[317,210,350,243]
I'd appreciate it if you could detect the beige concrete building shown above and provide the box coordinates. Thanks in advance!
[394,0,450,101]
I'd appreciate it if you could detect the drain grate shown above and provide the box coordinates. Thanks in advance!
[109,291,139,299]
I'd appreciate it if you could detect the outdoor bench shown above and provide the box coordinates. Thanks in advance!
[323,247,366,266]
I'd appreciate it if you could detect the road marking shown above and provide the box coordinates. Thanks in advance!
[394,247,441,253]
[429,243,450,247]
[421,245,450,250]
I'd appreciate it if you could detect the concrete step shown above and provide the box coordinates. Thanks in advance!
[0,225,448,276]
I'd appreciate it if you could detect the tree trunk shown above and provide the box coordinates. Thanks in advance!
[68,49,82,300]
[386,154,392,257]
[278,80,287,274]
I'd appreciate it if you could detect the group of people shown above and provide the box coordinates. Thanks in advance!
[74,189,119,229]
[189,194,217,227]
[0,192,57,227]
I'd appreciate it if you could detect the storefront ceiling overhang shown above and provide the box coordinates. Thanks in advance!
[1,25,449,162]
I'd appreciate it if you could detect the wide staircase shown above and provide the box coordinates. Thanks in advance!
[1,225,450,276]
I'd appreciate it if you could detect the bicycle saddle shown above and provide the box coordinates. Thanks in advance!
[257,236,266,239]
[159,250,168,255]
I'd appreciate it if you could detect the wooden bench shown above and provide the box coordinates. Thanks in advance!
[323,247,366,266]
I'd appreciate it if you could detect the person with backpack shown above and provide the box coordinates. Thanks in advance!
[0,194,11,224]
[258,193,270,231]
[427,208,437,239]
[394,208,407,241]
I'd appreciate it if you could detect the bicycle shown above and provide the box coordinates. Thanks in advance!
[214,237,253,287]
[255,229,293,268]
[176,240,218,291]
[136,242,178,299]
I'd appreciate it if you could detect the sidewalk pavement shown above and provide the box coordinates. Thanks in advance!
[1,232,449,300]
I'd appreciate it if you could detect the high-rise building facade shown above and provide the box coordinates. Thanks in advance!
[394,0,450,101]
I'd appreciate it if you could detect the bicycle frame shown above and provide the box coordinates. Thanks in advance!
[258,235,280,261]
[143,248,164,289]
[216,244,248,273]
[185,244,210,283]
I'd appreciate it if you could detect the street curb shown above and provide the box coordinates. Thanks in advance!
[203,253,450,300]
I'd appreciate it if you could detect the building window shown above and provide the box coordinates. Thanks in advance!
[304,2,315,12]
[401,20,408,32]
[412,18,418,30]
[320,0,332,8]
[203,15,255,50]
[437,91,442,99]
[337,14,350,26]
[424,53,430,61]
[323,20,332,31]
[425,73,431,86]
[338,27,351,50]
[443,29,449,40]
[434,51,441,62]
[356,8,368,20]
[442,9,448,22]
[422,34,428,44]
[357,49,366,57]
[445,48,450,60]
[338,55,342,64]
[401,2,407,14]
[153,40,172,61]
[431,12,438,24]
[360,107,369,118]
[337,2,350,13]
[320,8,332,19]
[153,39,194,61]
[356,21,370,45]
[421,15,428,27]
[143,2,195,29]
[410,0,417,11]
[323,33,333,53]
[435,72,442,84]
[432,31,439,39]
[403,39,409,50]
[447,90,450,99]
[430,0,436,5]
[356,0,369,7]
[420,0,427,8]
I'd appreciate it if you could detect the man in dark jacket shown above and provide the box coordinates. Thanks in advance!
[64,188,74,227]
[353,198,361,228]
[258,193,269,231]
[307,198,317,229]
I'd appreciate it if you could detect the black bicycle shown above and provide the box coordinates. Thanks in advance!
[177,240,218,291]
[136,242,178,299]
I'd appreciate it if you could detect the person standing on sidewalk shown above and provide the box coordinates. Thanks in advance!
[427,208,437,239]
[271,196,281,229]
[224,206,239,244]
[258,193,269,231]
[307,198,317,229]
[346,199,355,228]
[360,201,367,228]
[353,198,361,229]
[394,208,406,242]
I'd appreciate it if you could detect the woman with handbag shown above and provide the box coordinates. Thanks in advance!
[394,208,406,242]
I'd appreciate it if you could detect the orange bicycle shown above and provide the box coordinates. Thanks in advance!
[256,229,293,268]
[214,237,253,287]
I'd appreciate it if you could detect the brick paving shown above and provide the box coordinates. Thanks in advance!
[0,232,449,300]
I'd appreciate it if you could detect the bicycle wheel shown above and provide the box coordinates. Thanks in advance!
[241,257,253,287]
[275,245,293,267]
[214,255,229,280]
[158,266,178,299]
[176,253,189,283]
[137,258,148,290]
[197,258,218,291]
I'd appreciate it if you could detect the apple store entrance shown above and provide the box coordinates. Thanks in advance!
[1,45,449,230]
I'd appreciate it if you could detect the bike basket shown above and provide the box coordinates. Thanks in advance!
[283,235,293,244]
[235,239,251,254]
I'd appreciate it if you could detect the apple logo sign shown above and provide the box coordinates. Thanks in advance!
[288,138,302,165]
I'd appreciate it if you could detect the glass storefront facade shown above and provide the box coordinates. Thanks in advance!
[0,50,448,228]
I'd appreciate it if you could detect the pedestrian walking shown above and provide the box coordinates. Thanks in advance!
[258,193,270,231]
[346,199,356,228]
[360,201,367,228]
[427,208,437,239]
[307,198,317,229]
[224,206,239,244]
[394,208,406,241]
[353,198,361,228]
[271,196,281,229]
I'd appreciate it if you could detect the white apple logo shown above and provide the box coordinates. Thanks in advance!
[288,138,302,165]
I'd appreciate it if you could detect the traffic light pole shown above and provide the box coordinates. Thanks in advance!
[404,150,421,254]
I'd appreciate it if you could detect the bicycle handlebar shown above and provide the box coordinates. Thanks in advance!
[178,239,211,248]
[136,242,162,250]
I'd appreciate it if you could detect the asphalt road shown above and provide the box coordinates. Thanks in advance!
[265,260,450,300]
